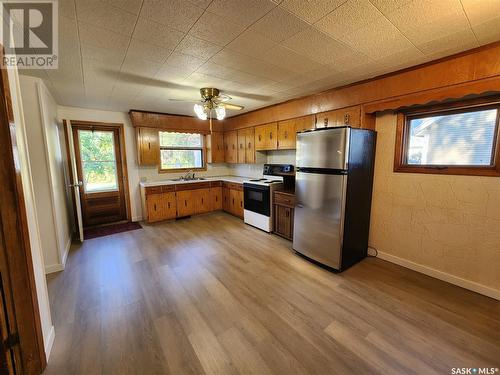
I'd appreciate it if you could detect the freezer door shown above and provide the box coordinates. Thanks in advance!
[296,128,350,170]
[293,171,347,269]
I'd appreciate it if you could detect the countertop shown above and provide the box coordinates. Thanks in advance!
[139,175,250,188]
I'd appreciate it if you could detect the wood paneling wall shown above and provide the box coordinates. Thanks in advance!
[224,42,500,130]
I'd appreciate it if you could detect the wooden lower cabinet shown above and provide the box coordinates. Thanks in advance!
[145,181,244,222]
[176,190,196,217]
[195,188,211,214]
[210,187,223,210]
[273,191,295,240]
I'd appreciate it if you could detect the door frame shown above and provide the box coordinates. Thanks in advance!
[0,50,46,373]
[63,120,133,227]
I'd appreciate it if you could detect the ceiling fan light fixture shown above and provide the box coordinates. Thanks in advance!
[215,105,226,120]
[194,103,207,120]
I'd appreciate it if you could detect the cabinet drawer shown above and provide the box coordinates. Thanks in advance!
[274,192,295,207]
[145,186,163,195]
[175,182,211,191]
[162,185,175,193]
[223,182,243,191]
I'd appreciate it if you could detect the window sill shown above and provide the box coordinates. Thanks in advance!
[393,165,500,177]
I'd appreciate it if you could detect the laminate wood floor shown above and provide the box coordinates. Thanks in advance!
[45,212,500,375]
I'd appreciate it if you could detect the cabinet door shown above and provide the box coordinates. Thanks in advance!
[274,205,293,239]
[210,187,223,211]
[277,120,296,149]
[338,106,361,128]
[229,189,238,216]
[207,131,224,163]
[146,194,164,222]
[254,124,266,150]
[237,190,244,218]
[224,131,237,163]
[137,127,159,165]
[266,122,278,150]
[176,190,195,217]
[237,130,246,163]
[222,187,230,212]
[294,115,315,133]
[195,188,211,214]
[163,192,177,219]
[315,110,338,129]
[245,127,255,164]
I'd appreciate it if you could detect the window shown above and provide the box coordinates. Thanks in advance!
[78,130,119,192]
[159,132,205,171]
[394,100,500,176]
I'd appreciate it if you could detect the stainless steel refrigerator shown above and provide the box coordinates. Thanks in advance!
[293,127,376,271]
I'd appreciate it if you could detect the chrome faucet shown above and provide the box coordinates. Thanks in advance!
[182,170,195,180]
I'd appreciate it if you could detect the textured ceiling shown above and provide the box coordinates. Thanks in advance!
[21,0,500,116]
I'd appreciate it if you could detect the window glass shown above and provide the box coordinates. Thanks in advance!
[78,130,118,192]
[159,131,204,171]
[407,108,498,166]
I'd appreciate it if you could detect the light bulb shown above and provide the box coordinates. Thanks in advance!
[215,105,226,120]
[194,103,207,120]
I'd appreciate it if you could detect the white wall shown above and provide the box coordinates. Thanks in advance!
[8,70,55,358]
[20,76,73,273]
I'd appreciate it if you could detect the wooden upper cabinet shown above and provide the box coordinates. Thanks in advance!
[277,120,296,150]
[255,122,277,150]
[207,131,224,163]
[294,115,315,133]
[137,127,159,166]
[315,106,361,129]
[245,127,255,164]
[237,130,246,163]
[224,130,238,163]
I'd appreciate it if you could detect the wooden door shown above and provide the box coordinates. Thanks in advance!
[146,193,164,222]
[210,187,223,210]
[207,131,224,163]
[72,124,128,227]
[224,131,237,163]
[277,120,296,149]
[245,127,255,163]
[236,190,244,218]
[274,205,293,240]
[137,127,159,165]
[176,190,195,217]
[237,130,246,163]
[195,188,211,214]
[222,186,230,212]
[163,192,177,219]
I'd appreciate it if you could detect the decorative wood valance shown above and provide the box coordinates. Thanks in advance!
[129,110,224,134]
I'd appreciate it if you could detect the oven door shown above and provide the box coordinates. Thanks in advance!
[243,183,270,216]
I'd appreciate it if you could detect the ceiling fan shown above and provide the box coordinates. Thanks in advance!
[170,87,244,121]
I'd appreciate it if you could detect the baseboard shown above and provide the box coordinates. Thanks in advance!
[132,215,143,222]
[61,236,71,267]
[44,325,55,359]
[45,263,64,274]
[377,251,500,301]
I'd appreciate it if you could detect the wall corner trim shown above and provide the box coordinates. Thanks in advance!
[377,251,500,301]
[44,326,55,360]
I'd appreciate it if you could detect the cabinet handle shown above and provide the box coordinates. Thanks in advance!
[240,143,243,149]
[324,117,328,127]
[232,198,234,205]
[184,200,187,207]
[248,142,251,148]
[201,198,204,204]
[216,196,218,202]
[154,203,157,211]
[148,142,151,149]
[258,135,261,141]
[284,131,288,138]
[269,132,273,139]
[168,202,170,209]
[232,144,235,150]
[240,201,242,207]
[344,114,350,124]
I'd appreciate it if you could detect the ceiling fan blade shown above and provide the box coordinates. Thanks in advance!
[223,103,244,110]
[217,93,232,102]
[167,98,200,103]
